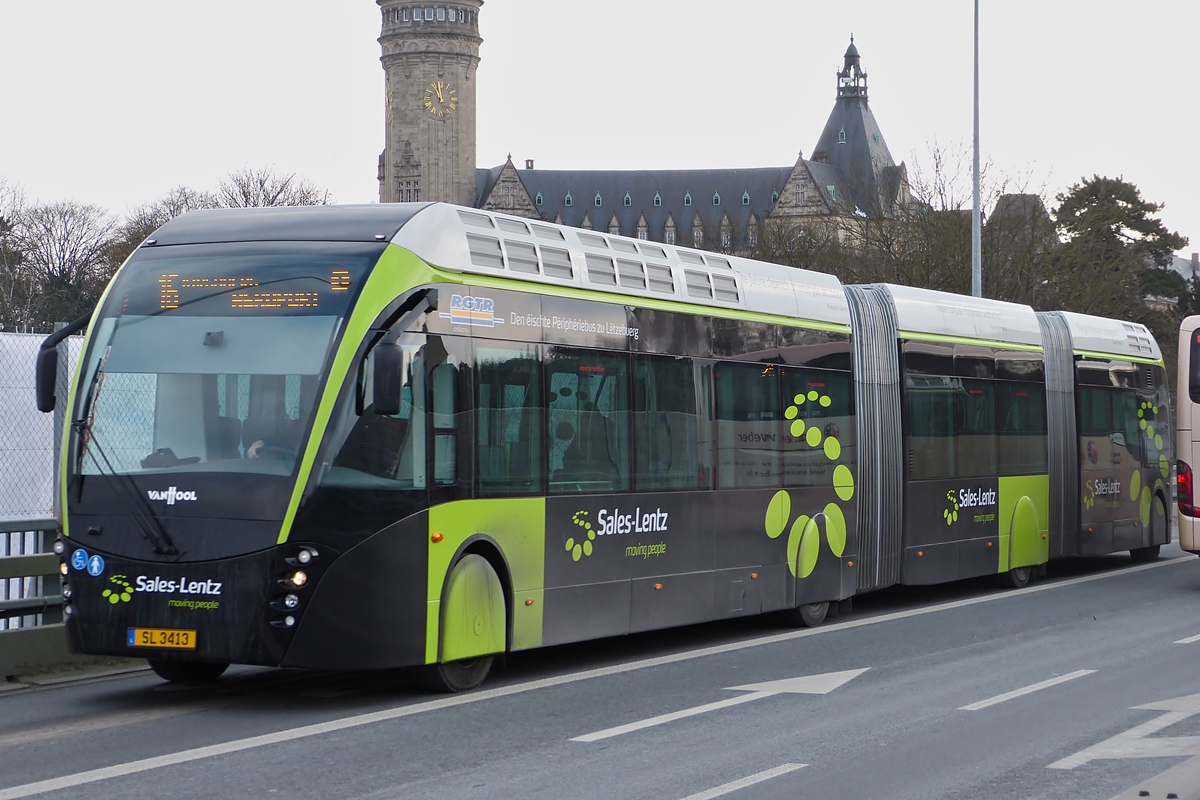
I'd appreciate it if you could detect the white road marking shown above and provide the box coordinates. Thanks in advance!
[678,763,807,800]
[1050,691,1200,769]
[573,668,869,742]
[572,692,774,743]
[0,556,1186,800]
[1175,632,1200,644]
[958,670,1097,712]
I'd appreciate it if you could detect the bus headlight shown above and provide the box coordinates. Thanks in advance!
[52,539,65,555]
[284,593,300,609]
[60,562,68,576]
[296,548,315,565]
[62,585,72,600]
[63,604,73,618]
[284,616,296,628]
[286,571,308,588]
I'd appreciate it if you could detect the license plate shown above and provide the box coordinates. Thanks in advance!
[127,628,197,650]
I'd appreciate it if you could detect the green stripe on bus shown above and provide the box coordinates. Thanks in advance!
[1074,349,1165,367]
[276,247,451,545]
[898,330,1044,353]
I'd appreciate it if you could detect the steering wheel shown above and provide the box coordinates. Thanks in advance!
[252,445,294,461]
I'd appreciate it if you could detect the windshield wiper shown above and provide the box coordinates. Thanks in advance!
[72,418,180,557]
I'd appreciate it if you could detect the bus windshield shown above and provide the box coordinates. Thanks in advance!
[72,242,380,478]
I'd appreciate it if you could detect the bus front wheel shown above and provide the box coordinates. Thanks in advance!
[148,659,228,685]
[416,656,494,693]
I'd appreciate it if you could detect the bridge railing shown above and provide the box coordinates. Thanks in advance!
[0,518,71,678]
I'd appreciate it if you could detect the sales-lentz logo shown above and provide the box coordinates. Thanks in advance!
[945,487,997,525]
[146,487,197,505]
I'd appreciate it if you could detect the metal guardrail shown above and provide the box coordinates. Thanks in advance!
[0,517,72,678]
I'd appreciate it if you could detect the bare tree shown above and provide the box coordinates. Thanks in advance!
[0,179,37,331]
[16,201,118,326]
[217,168,332,208]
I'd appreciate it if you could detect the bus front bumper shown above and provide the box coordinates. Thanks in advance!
[62,542,329,667]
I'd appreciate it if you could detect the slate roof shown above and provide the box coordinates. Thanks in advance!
[476,40,908,237]
[810,96,897,215]
[481,167,794,244]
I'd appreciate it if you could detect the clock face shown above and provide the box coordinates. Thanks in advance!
[423,81,458,118]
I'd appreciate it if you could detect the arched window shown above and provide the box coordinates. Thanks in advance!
[653,193,662,207]
[712,192,721,206]
[742,192,750,206]
[565,192,573,207]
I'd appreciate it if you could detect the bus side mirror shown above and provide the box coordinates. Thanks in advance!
[36,347,58,413]
[372,344,405,416]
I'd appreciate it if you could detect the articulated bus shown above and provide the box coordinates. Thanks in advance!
[37,204,1172,691]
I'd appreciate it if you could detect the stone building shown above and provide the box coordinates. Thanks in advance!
[376,3,910,247]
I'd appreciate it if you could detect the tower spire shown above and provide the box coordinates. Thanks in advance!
[837,36,867,99]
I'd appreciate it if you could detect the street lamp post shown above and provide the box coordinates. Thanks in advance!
[971,0,982,298]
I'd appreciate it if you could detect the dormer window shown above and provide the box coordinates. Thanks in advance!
[654,193,662,207]
[535,192,543,207]
[838,128,847,143]
[742,192,750,206]
[595,193,603,207]
[624,193,632,207]
[684,192,692,207]
[565,192,573,207]
[712,192,721,206]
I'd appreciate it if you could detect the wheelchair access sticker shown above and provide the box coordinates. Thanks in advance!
[70,549,89,571]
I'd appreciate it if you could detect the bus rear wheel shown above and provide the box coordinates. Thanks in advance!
[1000,566,1032,589]
[1130,545,1161,563]
[148,659,228,685]
[416,656,494,694]
[782,601,829,628]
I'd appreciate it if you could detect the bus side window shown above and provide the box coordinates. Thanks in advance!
[715,362,780,488]
[547,348,630,494]
[1078,387,1111,439]
[1113,389,1144,465]
[996,382,1047,475]
[326,342,426,489]
[431,361,457,486]
[956,379,997,478]
[905,380,956,480]
[633,355,705,491]
[476,345,542,497]
[781,368,854,488]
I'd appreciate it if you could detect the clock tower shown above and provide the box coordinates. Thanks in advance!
[377,1,482,206]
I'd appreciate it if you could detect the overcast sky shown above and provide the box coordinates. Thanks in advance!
[1,1,1195,256]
